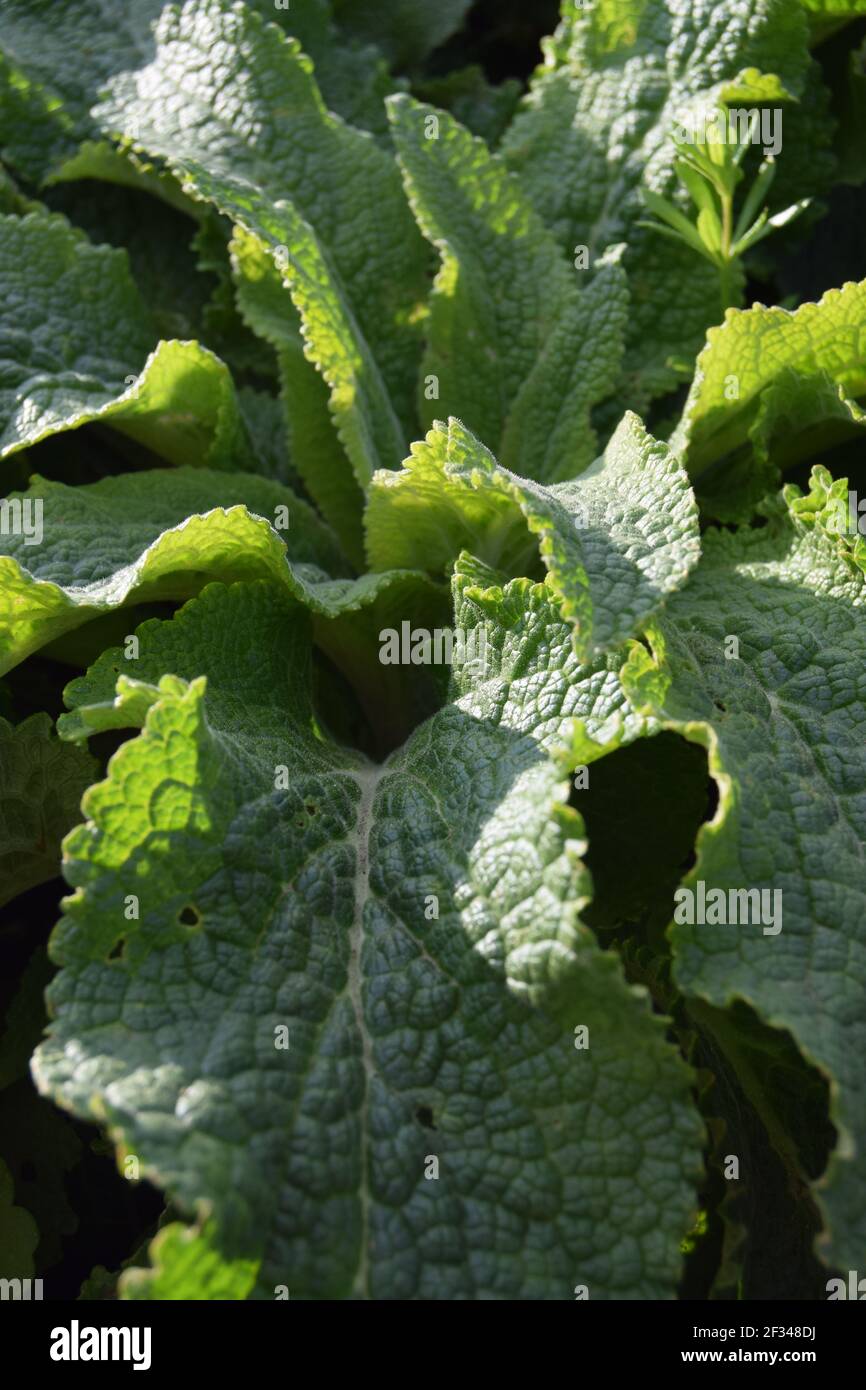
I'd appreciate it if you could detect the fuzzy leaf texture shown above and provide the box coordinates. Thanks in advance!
[671,280,866,519]
[389,95,628,478]
[0,0,399,183]
[501,0,815,402]
[365,415,701,658]
[35,576,703,1299]
[622,486,866,1269]
[92,0,431,465]
[0,211,250,468]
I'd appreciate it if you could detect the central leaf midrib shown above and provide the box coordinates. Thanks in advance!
[345,764,382,1299]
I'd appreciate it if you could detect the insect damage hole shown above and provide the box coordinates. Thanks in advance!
[178,904,202,928]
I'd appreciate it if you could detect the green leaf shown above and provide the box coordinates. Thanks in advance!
[0,161,40,215]
[0,714,96,909]
[0,464,447,752]
[730,198,810,257]
[46,140,201,218]
[35,575,702,1299]
[785,463,866,569]
[621,491,866,1270]
[502,0,812,402]
[93,0,431,447]
[0,467,349,674]
[365,414,700,659]
[193,211,281,390]
[0,211,251,468]
[332,0,472,71]
[671,279,866,517]
[262,0,402,142]
[411,67,522,148]
[388,96,626,476]
[0,0,400,185]
[799,0,866,18]
[122,1220,258,1301]
[732,158,777,245]
[640,190,715,260]
[230,227,364,563]
[499,248,629,483]
[40,173,213,345]
[0,0,167,184]
[236,387,295,487]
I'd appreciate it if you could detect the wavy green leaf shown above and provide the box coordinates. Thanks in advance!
[411,67,521,149]
[366,414,700,658]
[0,0,399,185]
[93,0,431,449]
[0,211,250,468]
[0,467,351,673]
[622,486,866,1270]
[35,574,702,1299]
[230,227,364,562]
[501,0,813,402]
[389,96,627,476]
[671,279,866,518]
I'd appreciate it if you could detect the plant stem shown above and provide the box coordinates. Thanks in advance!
[718,188,736,314]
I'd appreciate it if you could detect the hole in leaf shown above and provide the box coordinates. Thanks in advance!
[178,904,201,928]
[107,939,124,961]
[576,732,713,932]
[415,1105,436,1130]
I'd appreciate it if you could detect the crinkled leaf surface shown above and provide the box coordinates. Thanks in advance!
[0,714,96,909]
[389,96,627,477]
[236,386,294,487]
[622,491,866,1270]
[411,68,522,149]
[786,464,866,572]
[0,466,444,752]
[230,227,364,563]
[94,0,431,449]
[0,0,398,183]
[0,0,165,184]
[0,162,40,215]
[0,467,351,673]
[498,247,628,485]
[35,575,702,1299]
[40,171,213,345]
[263,0,402,142]
[0,212,249,467]
[365,415,700,658]
[671,280,866,518]
[501,0,811,402]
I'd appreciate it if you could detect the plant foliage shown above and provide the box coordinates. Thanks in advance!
[1,0,865,1301]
